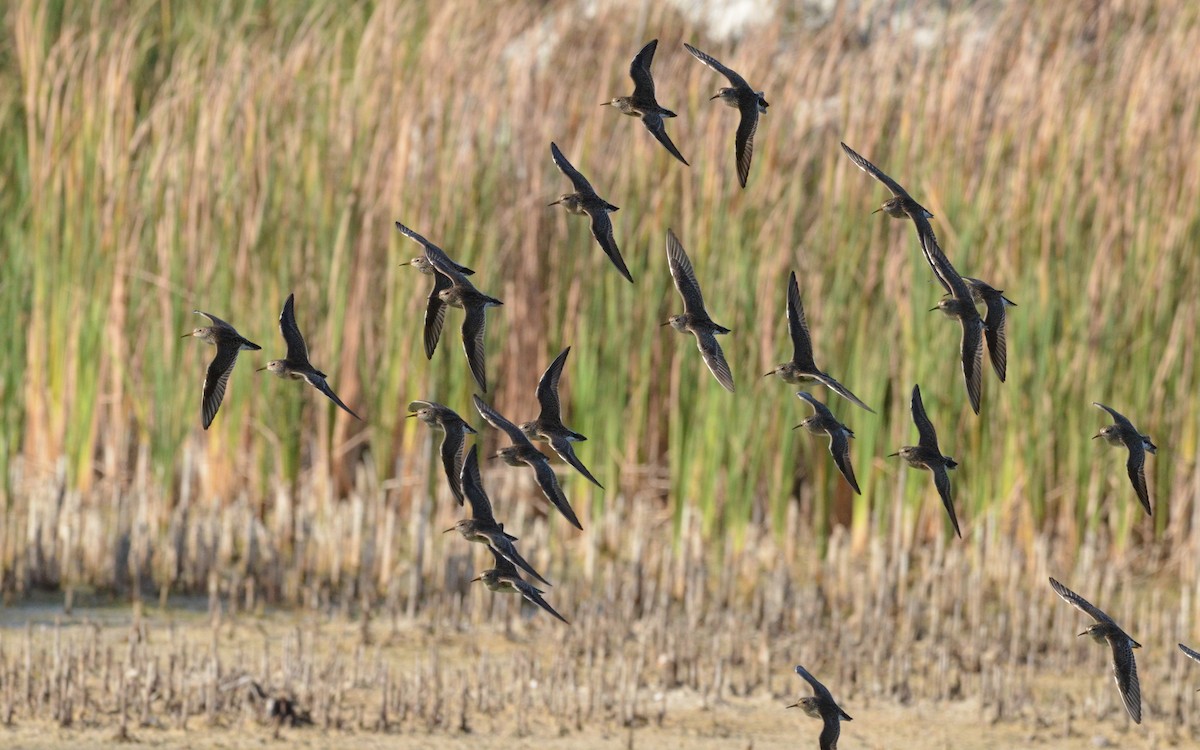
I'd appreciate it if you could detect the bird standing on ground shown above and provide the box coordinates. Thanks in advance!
[548,142,632,283]
[182,310,261,429]
[890,384,961,537]
[684,43,767,188]
[258,294,361,420]
[603,39,689,166]
[407,400,476,505]
[1048,577,1142,724]
[787,665,852,750]
[518,347,603,488]
[1092,402,1156,516]
[663,229,735,392]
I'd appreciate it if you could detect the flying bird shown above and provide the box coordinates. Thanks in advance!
[1049,577,1142,724]
[258,294,361,420]
[518,347,603,488]
[889,385,960,538]
[765,271,873,412]
[473,545,569,624]
[663,229,735,392]
[407,400,476,505]
[549,142,632,283]
[473,395,583,530]
[1092,402,1156,516]
[395,220,473,359]
[684,43,767,188]
[603,39,689,166]
[793,392,860,495]
[839,141,939,273]
[787,665,852,750]
[444,445,551,586]
[961,277,1015,382]
[927,243,987,414]
[1178,643,1200,690]
[182,310,261,429]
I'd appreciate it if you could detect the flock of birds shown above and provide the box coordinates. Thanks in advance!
[174,36,1194,748]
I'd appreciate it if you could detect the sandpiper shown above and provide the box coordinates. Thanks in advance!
[1092,402,1156,516]
[603,39,689,166]
[928,246,986,414]
[1178,643,1200,690]
[839,141,938,266]
[793,392,860,495]
[890,384,961,538]
[684,43,767,188]
[444,445,551,586]
[473,545,568,624]
[518,347,603,489]
[182,310,261,429]
[1049,577,1142,724]
[395,220,476,359]
[663,229,735,392]
[961,277,1015,382]
[472,395,583,530]
[787,665,852,750]
[407,400,476,505]
[258,294,361,420]
[549,142,632,283]
[765,271,873,412]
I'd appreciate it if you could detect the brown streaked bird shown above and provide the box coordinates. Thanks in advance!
[663,229,735,392]
[765,271,873,412]
[787,665,852,750]
[395,220,475,360]
[889,384,960,538]
[444,445,551,587]
[182,310,261,429]
[684,42,767,188]
[258,294,362,421]
[604,39,689,166]
[927,241,986,414]
[961,277,1015,382]
[548,142,632,283]
[473,394,583,530]
[407,400,476,505]
[1092,402,1156,516]
[1178,643,1200,689]
[472,545,569,624]
[518,347,603,489]
[839,141,938,269]
[220,676,311,739]
[793,392,860,495]
[1049,577,1142,724]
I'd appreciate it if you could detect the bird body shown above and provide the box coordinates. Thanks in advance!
[664,229,735,392]
[517,347,604,488]
[1092,402,1155,515]
[182,310,261,429]
[891,384,961,537]
[788,665,851,750]
[604,39,689,166]
[407,400,476,505]
[961,276,1014,382]
[259,294,361,421]
[549,142,632,283]
[793,392,860,495]
[473,545,568,624]
[684,43,767,187]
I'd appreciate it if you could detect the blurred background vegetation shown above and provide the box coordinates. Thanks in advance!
[1,0,1199,606]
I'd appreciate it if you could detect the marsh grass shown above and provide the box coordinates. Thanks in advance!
[1,0,1200,602]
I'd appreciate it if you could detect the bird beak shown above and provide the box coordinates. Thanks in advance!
[762,370,774,377]
[791,424,801,431]
[659,321,671,327]
[255,366,267,372]
[928,306,939,312]
[886,452,900,458]
[442,527,455,534]
[487,454,500,461]
[708,93,720,101]
[871,207,883,214]
[1077,631,1088,637]
[785,702,799,709]
[469,575,482,583]
[600,101,612,106]
[547,199,561,207]
[406,413,417,419]
[1091,433,1101,440]
[180,332,192,339]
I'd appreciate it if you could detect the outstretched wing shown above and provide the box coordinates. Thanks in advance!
[461,445,495,522]
[548,434,604,489]
[302,372,362,421]
[441,423,471,506]
[786,271,815,368]
[1125,440,1152,516]
[473,395,533,447]
[827,428,861,496]
[683,43,749,89]
[694,329,735,393]
[1108,636,1142,724]
[629,39,658,101]
[201,343,241,430]
[535,347,570,424]
[1048,577,1111,625]
[550,142,595,196]
[734,99,759,188]
[910,385,940,452]
[838,141,910,199]
[641,113,689,166]
[589,209,633,283]
[528,455,583,530]
[932,465,961,538]
[279,294,310,365]
[981,292,1009,382]
[461,305,490,393]
[666,229,708,316]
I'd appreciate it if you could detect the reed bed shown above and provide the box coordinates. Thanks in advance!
[3,0,1200,609]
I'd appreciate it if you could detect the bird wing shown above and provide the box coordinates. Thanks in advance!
[194,309,234,330]
[550,141,595,196]
[794,666,835,704]
[629,39,658,101]
[460,445,495,522]
[528,454,583,530]
[839,141,910,199]
[485,544,522,578]
[666,229,708,316]
[589,208,634,283]
[441,423,471,506]
[910,385,941,452]
[1048,577,1111,625]
[489,535,551,587]
[201,344,241,430]
[548,434,604,489]
[1180,643,1200,663]
[812,372,874,414]
[795,391,833,420]
[734,98,759,189]
[981,291,1008,382]
[1124,439,1152,516]
[683,43,749,89]
[960,317,984,415]
[932,464,961,538]
[535,347,570,424]
[1108,635,1142,724]
[641,113,690,166]
[693,329,735,393]
[472,395,532,446]
[818,715,842,750]
[461,304,489,394]
[786,270,816,368]
[828,428,861,496]
[514,578,570,624]
[278,294,310,365]
[423,272,449,359]
[302,372,362,421]
[1093,402,1137,432]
